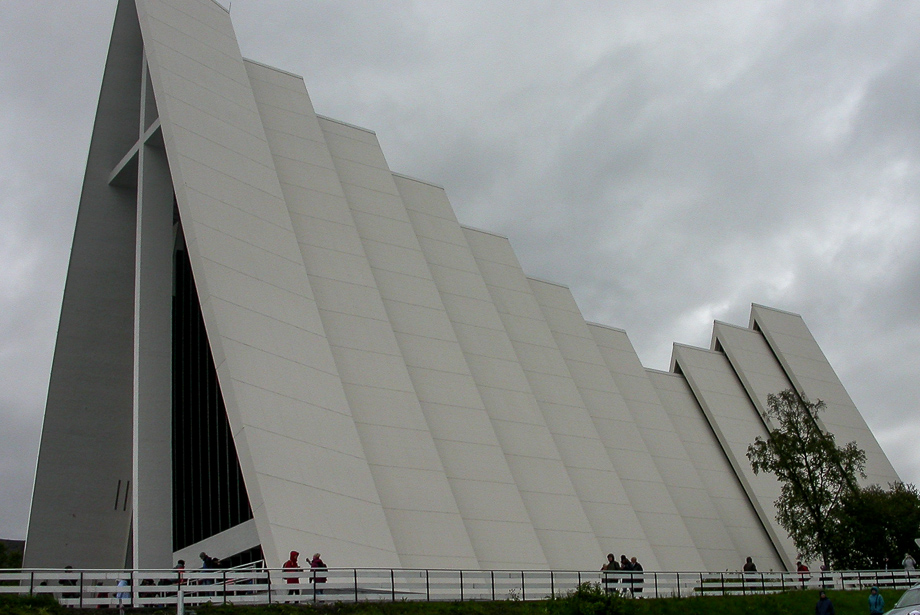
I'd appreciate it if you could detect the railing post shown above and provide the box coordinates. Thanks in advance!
[79,571,84,609]
[354,568,358,603]
[720,571,724,596]
[267,568,272,605]
[29,570,34,597]
[222,569,227,605]
[177,588,184,615]
[426,569,430,602]
[521,570,525,601]
[676,571,680,598]
[490,570,494,601]
[654,572,658,598]
[390,568,395,602]
[459,570,464,602]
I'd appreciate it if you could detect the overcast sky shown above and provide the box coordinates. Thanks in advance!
[1,1,918,541]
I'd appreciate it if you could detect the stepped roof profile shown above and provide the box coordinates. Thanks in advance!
[25,0,900,572]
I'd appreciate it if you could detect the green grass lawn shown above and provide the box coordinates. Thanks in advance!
[0,586,906,615]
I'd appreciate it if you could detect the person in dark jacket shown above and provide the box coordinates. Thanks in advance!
[601,553,619,593]
[868,586,884,615]
[310,553,327,594]
[629,557,644,595]
[816,590,835,615]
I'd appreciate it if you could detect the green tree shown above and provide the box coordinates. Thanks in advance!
[0,543,23,569]
[829,482,920,570]
[746,389,866,569]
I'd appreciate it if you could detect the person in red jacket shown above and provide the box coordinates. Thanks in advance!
[797,561,811,589]
[310,553,327,594]
[283,551,302,599]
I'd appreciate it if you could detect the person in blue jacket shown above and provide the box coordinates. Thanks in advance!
[868,586,884,615]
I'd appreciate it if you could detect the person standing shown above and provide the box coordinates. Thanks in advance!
[868,586,885,615]
[619,555,633,594]
[199,552,219,595]
[816,590,835,615]
[743,556,757,572]
[797,561,811,589]
[629,556,644,595]
[600,553,619,593]
[283,551,302,599]
[310,553,327,595]
[115,578,130,615]
[904,553,917,570]
[174,560,186,586]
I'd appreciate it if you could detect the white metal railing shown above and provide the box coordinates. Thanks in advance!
[0,567,916,606]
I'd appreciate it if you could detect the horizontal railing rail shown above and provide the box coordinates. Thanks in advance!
[0,566,915,606]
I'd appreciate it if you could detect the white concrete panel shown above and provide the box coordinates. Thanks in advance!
[136,0,404,567]
[590,325,779,568]
[451,320,519,359]
[322,129,390,168]
[282,185,355,225]
[373,269,447,309]
[648,371,784,570]
[350,210,418,246]
[532,280,709,571]
[712,322,794,417]
[294,216,369,257]
[316,114,378,143]
[463,228,655,568]
[323,123,546,568]
[399,173,603,569]
[670,344,797,569]
[133,140,176,568]
[465,354,535,392]
[341,183,411,221]
[25,4,144,571]
[750,305,901,487]
[248,61,477,567]
[308,276,389,320]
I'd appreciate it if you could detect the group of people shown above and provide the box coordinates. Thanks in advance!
[282,551,328,597]
[600,553,644,595]
[742,554,919,575]
[171,550,326,600]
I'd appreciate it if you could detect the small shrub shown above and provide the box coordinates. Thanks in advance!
[0,594,65,615]
[546,582,631,615]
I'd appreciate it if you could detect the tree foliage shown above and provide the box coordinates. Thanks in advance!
[830,482,920,570]
[747,389,866,568]
[0,543,22,569]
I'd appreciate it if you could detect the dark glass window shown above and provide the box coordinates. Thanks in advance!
[172,247,253,551]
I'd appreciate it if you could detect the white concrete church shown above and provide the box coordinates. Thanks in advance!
[25,0,901,573]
